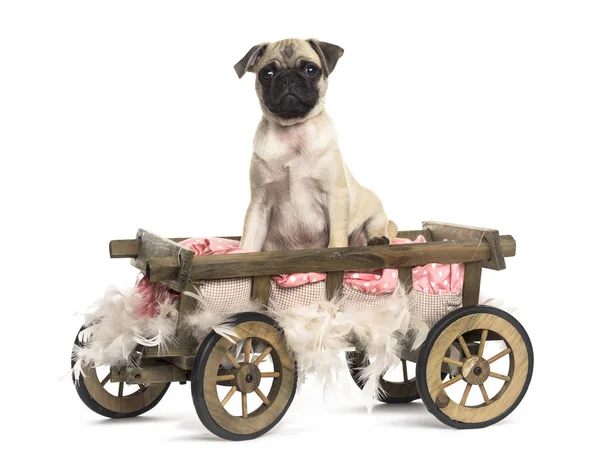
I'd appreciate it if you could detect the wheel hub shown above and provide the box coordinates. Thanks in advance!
[461,356,490,385]
[235,363,262,393]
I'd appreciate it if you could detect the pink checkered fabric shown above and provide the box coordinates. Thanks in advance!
[410,290,463,326]
[193,277,252,311]
[267,281,327,311]
[340,284,396,311]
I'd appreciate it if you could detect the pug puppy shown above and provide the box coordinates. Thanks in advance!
[236,38,397,252]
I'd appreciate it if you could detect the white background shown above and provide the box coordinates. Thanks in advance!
[1,0,598,461]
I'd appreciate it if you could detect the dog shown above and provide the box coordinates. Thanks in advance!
[235,38,397,252]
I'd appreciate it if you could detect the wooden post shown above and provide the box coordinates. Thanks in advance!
[251,275,271,308]
[422,221,507,270]
[326,271,344,300]
[398,267,413,293]
[175,280,199,335]
[462,261,483,306]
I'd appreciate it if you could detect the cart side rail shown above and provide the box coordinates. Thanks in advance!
[109,232,431,259]
[145,235,516,283]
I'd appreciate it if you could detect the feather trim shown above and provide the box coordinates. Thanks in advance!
[270,285,428,410]
[71,283,178,382]
[182,286,260,342]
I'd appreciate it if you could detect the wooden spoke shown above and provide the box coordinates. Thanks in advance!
[196,319,299,436]
[241,392,248,418]
[402,359,408,382]
[216,374,235,382]
[253,346,273,366]
[225,351,240,368]
[100,373,111,387]
[489,372,511,382]
[244,338,252,363]
[457,336,472,358]
[442,375,463,389]
[255,387,270,406]
[460,384,472,406]
[443,357,464,367]
[478,329,488,357]
[221,386,237,406]
[487,348,512,364]
[118,382,124,397]
[479,384,490,404]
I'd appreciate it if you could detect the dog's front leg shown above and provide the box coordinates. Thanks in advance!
[364,212,392,246]
[327,184,350,248]
[240,200,268,252]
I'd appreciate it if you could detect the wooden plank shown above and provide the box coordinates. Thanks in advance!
[251,275,271,307]
[112,231,433,259]
[131,229,195,292]
[326,271,344,300]
[124,362,188,384]
[162,356,195,371]
[143,335,199,357]
[397,267,413,293]
[146,235,516,283]
[109,239,142,258]
[422,221,507,270]
[462,261,483,306]
[175,281,200,334]
[111,231,433,259]
[110,236,241,258]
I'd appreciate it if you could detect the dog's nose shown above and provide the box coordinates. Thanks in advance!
[280,72,297,87]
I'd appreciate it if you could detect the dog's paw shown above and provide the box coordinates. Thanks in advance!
[366,236,390,246]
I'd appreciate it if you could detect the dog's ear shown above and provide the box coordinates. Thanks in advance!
[307,39,344,77]
[234,43,269,79]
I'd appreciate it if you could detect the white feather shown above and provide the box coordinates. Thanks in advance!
[270,286,428,409]
[71,283,178,379]
[182,289,260,341]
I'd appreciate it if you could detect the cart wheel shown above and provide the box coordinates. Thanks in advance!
[346,351,420,403]
[191,312,297,441]
[416,306,533,429]
[72,327,170,419]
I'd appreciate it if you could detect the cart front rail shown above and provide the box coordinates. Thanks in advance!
[144,235,516,282]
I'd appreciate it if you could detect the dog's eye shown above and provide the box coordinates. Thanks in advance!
[304,64,318,77]
[262,68,275,81]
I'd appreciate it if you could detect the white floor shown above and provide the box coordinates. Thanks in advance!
[39,338,582,463]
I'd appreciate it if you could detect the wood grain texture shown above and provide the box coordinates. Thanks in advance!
[397,267,414,294]
[143,335,199,358]
[424,313,529,423]
[163,356,196,371]
[251,275,271,307]
[131,229,195,291]
[110,237,241,258]
[124,362,188,384]
[326,271,344,300]
[109,239,142,259]
[463,261,483,307]
[175,280,201,334]
[202,321,296,435]
[80,364,168,414]
[422,221,507,270]
[146,235,516,282]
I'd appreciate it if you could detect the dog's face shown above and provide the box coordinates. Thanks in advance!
[235,39,343,124]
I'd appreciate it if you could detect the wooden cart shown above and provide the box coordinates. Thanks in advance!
[72,221,533,439]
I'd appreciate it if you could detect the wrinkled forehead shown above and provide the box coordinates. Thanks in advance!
[258,39,321,69]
